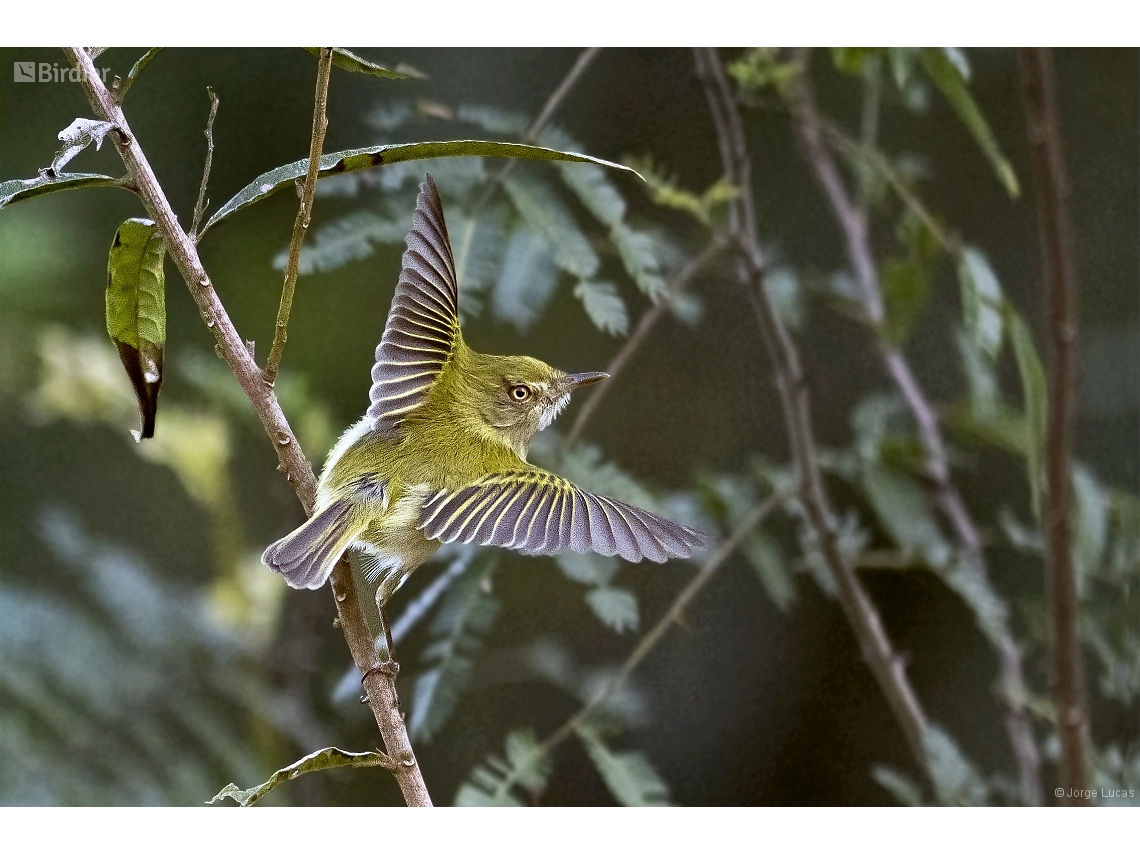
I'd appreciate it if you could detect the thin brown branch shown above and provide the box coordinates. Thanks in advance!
[563,232,728,449]
[789,51,1042,804]
[1018,46,1090,804]
[695,46,932,770]
[62,47,431,807]
[264,46,334,385]
[190,87,219,239]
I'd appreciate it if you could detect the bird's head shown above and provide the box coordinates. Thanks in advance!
[451,350,607,459]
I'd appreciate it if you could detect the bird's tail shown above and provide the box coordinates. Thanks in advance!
[262,499,362,590]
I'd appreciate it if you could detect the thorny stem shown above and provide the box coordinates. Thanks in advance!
[1018,46,1090,804]
[190,87,219,239]
[695,46,932,770]
[264,46,334,385]
[790,52,1042,805]
[563,233,729,450]
[63,47,432,807]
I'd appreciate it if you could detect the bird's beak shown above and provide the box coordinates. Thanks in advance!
[564,371,609,391]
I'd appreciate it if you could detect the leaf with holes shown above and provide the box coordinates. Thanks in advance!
[106,218,166,441]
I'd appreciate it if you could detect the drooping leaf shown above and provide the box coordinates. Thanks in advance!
[454,729,551,806]
[957,246,1005,360]
[574,281,629,336]
[0,172,123,209]
[919,48,1019,198]
[575,723,670,806]
[584,586,639,634]
[208,746,391,807]
[47,118,116,177]
[492,225,558,333]
[303,47,420,80]
[1007,309,1048,518]
[201,140,639,236]
[105,218,166,441]
[503,173,599,279]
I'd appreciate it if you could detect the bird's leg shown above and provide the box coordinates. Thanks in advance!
[366,589,400,679]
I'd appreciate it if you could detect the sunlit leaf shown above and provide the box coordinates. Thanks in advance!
[201,141,638,236]
[105,218,166,441]
[575,723,670,806]
[208,746,391,807]
[574,281,629,336]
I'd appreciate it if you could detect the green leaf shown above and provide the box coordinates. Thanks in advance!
[303,47,421,80]
[611,224,667,300]
[575,723,670,806]
[764,267,805,331]
[1007,309,1048,518]
[831,47,883,77]
[742,529,796,612]
[880,257,929,345]
[208,746,391,807]
[922,725,989,806]
[557,162,626,227]
[556,552,619,587]
[201,140,639,236]
[871,765,925,806]
[861,463,952,568]
[455,729,551,806]
[451,207,508,320]
[1072,464,1109,595]
[275,207,408,275]
[957,246,1005,360]
[585,586,639,634]
[492,225,558,333]
[574,281,629,337]
[0,172,124,210]
[955,330,1001,420]
[503,174,599,279]
[919,48,1019,198]
[106,218,166,441]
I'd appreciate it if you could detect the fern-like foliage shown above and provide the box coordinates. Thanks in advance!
[575,723,670,806]
[492,225,558,333]
[454,729,552,806]
[573,281,629,337]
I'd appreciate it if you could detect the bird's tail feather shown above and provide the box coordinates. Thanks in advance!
[262,499,360,590]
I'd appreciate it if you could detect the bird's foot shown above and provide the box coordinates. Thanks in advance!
[361,659,400,682]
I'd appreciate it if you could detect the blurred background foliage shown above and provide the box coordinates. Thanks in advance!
[0,47,1136,805]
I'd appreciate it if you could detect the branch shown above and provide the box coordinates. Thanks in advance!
[62,47,432,807]
[1018,46,1090,803]
[694,46,932,770]
[190,87,219,239]
[264,46,333,384]
[789,52,1042,805]
[563,232,728,449]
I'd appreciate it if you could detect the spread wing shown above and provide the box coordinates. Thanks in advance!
[417,470,711,563]
[367,174,461,436]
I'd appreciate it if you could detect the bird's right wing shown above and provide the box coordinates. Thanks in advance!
[367,174,461,437]
[417,469,710,563]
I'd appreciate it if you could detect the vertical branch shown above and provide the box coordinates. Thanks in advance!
[790,53,1042,804]
[1018,47,1090,803]
[264,46,334,384]
[190,87,219,239]
[694,47,931,770]
[62,47,431,807]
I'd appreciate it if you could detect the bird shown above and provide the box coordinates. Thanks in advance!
[262,174,710,647]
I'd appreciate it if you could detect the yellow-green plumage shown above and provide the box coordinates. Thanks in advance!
[263,174,709,610]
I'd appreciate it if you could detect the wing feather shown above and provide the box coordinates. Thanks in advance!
[417,470,711,563]
[367,174,461,436]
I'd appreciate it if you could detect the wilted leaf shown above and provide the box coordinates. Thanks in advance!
[303,47,419,80]
[201,141,638,236]
[919,48,1019,198]
[105,218,166,440]
[47,118,116,177]
[208,746,391,807]
[574,281,629,336]
[585,586,639,634]
[957,246,1005,360]
[1007,310,1048,518]
[575,723,670,806]
[0,172,123,210]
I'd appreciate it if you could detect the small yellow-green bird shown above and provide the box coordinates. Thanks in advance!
[263,174,709,615]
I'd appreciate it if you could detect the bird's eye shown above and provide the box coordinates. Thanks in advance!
[509,385,531,402]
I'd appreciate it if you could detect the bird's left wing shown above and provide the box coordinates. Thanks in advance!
[417,469,710,563]
[367,174,461,436]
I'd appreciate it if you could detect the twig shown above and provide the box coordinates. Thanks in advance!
[114,47,162,103]
[695,46,932,770]
[190,87,219,240]
[563,232,728,449]
[1018,46,1090,804]
[264,47,334,385]
[789,51,1042,805]
[62,47,432,808]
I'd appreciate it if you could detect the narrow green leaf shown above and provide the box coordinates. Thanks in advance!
[200,141,640,237]
[1007,309,1048,518]
[919,48,1019,198]
[208,746,391,806]
[106,218,166,441]
[880,257,930,345]
[1072,464,1109,595]
[957,246,1005,360]
[303,47,423,80]
[575,723,670,806]
[585,586,639,634]
[0,172,123,210]
[574,281,629,336]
